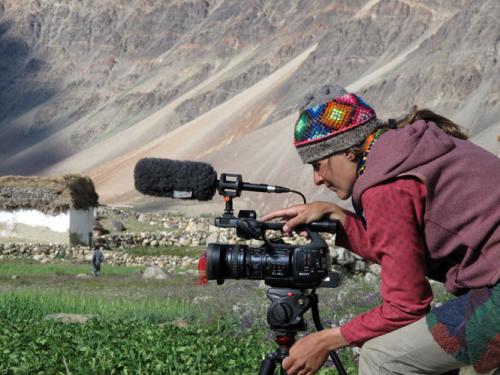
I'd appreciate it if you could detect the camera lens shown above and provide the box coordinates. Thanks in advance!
[206,241,330,288]
[206,243,247,280]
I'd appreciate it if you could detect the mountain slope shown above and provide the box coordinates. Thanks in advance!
[0,0,498,213]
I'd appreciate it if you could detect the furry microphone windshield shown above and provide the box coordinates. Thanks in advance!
[133,158,217,200]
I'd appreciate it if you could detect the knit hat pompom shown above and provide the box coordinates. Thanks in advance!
[294,85,380,163]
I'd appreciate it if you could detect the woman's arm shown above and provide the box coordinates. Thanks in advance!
[340,178,432,346]
[261,201,374,258]
[261,201,347,233]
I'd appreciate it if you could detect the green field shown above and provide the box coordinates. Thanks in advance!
[0,257,467,374]
[0,260,371,374]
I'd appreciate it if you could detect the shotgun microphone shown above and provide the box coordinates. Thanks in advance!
[133,158,291,200]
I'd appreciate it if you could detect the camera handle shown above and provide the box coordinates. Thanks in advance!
[258,288,347,375]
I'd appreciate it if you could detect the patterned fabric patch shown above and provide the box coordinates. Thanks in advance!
[293,93,376,147]
[320,101,352,129]
[426,283,500,373]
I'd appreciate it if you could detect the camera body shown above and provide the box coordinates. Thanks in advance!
[206,210,339,289]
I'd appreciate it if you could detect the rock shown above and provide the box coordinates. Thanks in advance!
[33,254,43,262]
[369,264,381,275]
[111,220,126,232]
[185,220,198,233]
[45,313,93,324]
[258,280,267,289]
[336,247,355,266]
[329,247,339,260]
[364,273,378,283]
[172,318,189,328]
[93,221,106,236]
[354,260,366,272]
[76,273,91,279]
[192,295,212,304]
[179,237,191,246]
[206,233,218,243]
[164,221,178,229]
[142,266,169,280]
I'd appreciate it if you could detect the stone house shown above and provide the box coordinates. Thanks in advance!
[0,175,99,245]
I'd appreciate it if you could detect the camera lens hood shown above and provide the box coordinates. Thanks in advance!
[206,243,223,281]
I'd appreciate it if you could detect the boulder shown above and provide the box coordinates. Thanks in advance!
[76,273,92,279]
[111,220,126,232]
[142,266,168,280]
[179,237,191,246]
[354,260,367,272]
[93,221,106,236]
[364,272,378,283]
[368,264,382,275]
[336,247,355,265]
[45,313,93,324]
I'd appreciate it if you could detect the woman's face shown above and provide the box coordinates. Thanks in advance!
[311,152,358,200]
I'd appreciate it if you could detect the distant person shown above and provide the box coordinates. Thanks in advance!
[262,85,500,375]
[92,248,105,277]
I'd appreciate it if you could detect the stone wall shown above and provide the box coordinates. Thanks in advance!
[0,210,373,275]
[0,242,197,273]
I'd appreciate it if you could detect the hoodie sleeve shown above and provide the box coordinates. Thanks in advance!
[335,211,378,262]
[338,178,433,347]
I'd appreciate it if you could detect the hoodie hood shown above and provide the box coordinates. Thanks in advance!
[352,120,455,207]
[350,119,500,294]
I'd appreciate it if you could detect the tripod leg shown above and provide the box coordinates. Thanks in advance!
[310,291,348,375]
[259,352,277,375]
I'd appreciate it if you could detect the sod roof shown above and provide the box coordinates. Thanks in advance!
[0,175,99,214]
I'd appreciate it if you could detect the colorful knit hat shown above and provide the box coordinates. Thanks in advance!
[294,85,380,163]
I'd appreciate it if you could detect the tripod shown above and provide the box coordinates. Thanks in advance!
[258,288,347,375]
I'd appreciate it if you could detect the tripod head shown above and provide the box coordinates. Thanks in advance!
[259,288,347,375]
[266,288,312,334]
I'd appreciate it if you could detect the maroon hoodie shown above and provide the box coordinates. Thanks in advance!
[352,120,500,294]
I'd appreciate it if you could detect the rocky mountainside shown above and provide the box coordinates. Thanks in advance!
[0,0,499,214]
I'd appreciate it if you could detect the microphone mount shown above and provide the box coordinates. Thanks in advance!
[217,173,241,216]
[217,173,291,217]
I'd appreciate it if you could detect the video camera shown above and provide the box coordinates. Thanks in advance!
[133,158,340,289]
[206,173,340,290]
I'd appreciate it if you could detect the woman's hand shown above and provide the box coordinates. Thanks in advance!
[282,327,348,375]
[261,201,346,234]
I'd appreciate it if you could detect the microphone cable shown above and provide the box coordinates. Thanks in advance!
[289,189,306,204]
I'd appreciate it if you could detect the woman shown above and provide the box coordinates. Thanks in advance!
[262,85,500,375]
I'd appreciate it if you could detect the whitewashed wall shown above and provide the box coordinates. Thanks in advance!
[0,208,94,245]
[69,207,94,245]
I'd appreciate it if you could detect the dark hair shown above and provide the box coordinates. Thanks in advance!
[393,106,468,140]
[346,106,469,157]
